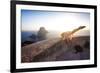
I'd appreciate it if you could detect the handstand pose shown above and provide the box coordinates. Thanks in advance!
[61,26,86,43]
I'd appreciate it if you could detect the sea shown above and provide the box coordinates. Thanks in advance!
[21,30,60,43]
[21,31,37,43]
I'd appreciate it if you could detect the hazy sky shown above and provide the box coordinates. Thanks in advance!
[21,10,90,32]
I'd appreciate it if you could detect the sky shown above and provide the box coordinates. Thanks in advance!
[21,10,90,32]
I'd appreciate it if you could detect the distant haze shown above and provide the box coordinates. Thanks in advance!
[46,30,90,38]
